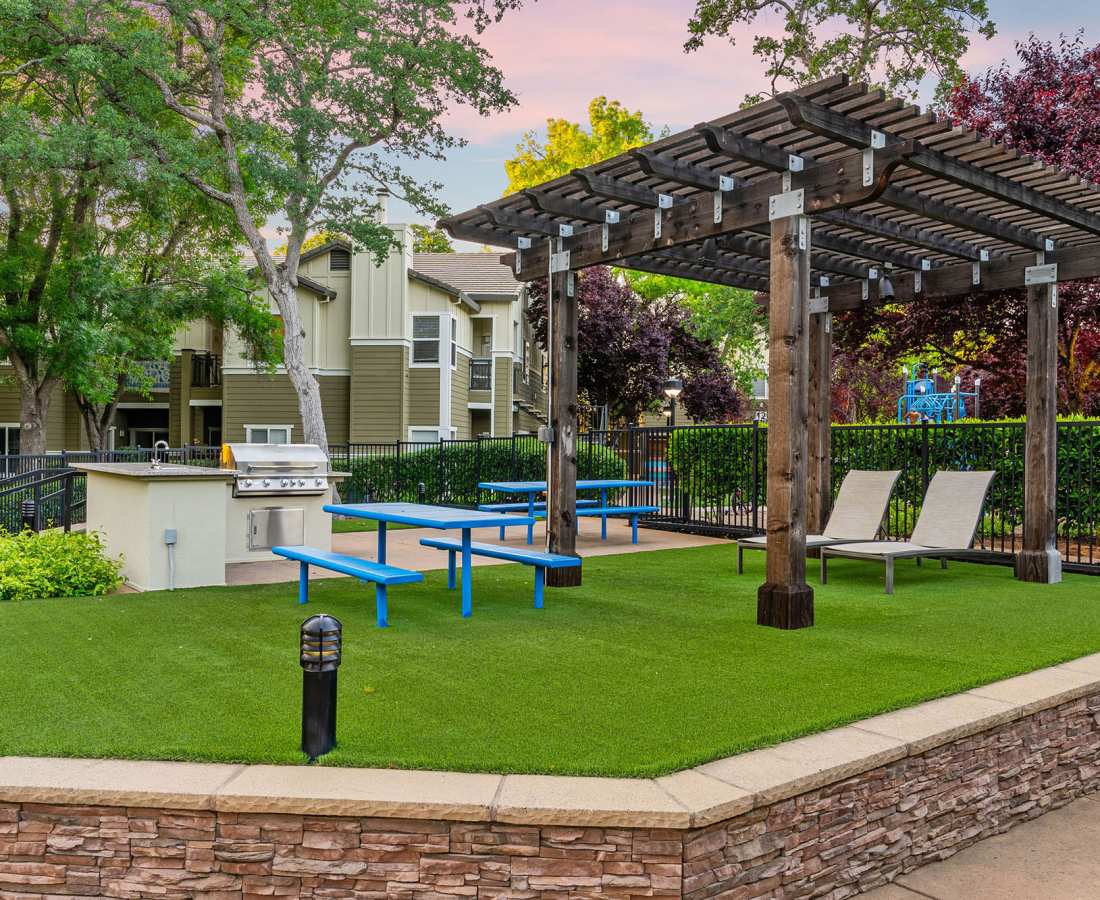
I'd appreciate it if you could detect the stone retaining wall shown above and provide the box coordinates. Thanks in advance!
[2,662,1098,898]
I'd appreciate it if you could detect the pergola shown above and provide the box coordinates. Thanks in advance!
[440,75,1100,629]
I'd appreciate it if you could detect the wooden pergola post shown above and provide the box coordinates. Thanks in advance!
[807,309,832,536]
[1015,268,1062,584]
[758,214,814,629]
[546,260,581,587]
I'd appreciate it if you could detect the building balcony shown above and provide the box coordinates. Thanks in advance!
[191,352,222,388]
[470,357,492,392]
[126,360,171,392]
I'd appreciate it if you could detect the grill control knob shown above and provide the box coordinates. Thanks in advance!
[281,479,289,487]
[242,479,252,488]
[262,479,270,487]
[314,479,323,487]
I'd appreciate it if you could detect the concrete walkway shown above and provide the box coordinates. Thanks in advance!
[226,517,727,586]
[867,793,1100,899]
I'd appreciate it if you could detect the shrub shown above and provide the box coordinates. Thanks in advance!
[343,438,628,506]
[0,530,123,602]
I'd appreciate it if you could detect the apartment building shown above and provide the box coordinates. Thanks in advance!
[0,223,547,451]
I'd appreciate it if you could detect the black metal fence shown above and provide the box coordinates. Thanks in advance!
[2,423,1097,574]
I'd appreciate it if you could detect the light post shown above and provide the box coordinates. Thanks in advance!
[663,378,683,429]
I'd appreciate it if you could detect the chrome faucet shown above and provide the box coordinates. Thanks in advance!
[151,440,170,470]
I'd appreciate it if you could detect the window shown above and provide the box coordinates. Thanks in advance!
[329,248,350,271]
[246,425,292,444]
[450,317,457,368]
[523,340,531,382]
[408,427,441,444]
[0,425,19,456]
[412,315,441,364]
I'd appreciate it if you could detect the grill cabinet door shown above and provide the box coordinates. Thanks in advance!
[249,507,305,550]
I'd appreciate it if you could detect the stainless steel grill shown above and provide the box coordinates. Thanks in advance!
[222,443,331,497]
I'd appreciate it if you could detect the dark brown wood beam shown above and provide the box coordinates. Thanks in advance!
[696,122,801,172]
[1015,272,1062,584]
[807,310,832,538]
[631,148,743,192]
[721,232,877,280]
[821,239,1100,310]
[570,169,673,208]
[439,218,522,248]
[780,95,1100,239]
[546,260,581,587]
[632,254,768,291]
[497,143,915,281]
[524,189,608,223]
[758,214,814,629]
[818,209,986,261]
[478,205,562,237]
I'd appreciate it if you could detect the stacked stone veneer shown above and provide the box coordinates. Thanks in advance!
[1,690,1098,899]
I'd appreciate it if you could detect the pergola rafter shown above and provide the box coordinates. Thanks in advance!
[441,75,1094,619]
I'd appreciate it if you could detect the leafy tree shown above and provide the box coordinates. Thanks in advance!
[684,0,996,102]
[19,0,521,453]
[0,17,275,453]
[504,97,657,194]
[527,268,742,424]
[836,35,1100,418]
[410,224,454,253]
[273,232,345,257]
[626,271,765,395]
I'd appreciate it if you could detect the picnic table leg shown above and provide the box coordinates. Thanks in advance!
[375,584,389,628]
[447,551,456,589]
[534,567,544,609]
[600,488,608,540]
[460,528,473,617]
[378,521,387,564]
[631,514,639,544]
[298,562,309,605]
[499,525,505,540]
[527,494,535,544]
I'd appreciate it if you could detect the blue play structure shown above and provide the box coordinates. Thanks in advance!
[897,363,981,423]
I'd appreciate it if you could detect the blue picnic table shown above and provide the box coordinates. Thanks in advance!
[323,502,535,619]
[478,479,655,543]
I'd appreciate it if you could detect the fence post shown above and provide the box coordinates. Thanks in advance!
[475,437,482,507]
[920,420,931,497]
[63,472,73,533]
[395,441,402,501]
[510,435,518,480]
[33,479,42,532]
[60,449,68,471]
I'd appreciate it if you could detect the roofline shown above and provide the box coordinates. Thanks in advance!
[298,239,352,266]
[408,269,481,313]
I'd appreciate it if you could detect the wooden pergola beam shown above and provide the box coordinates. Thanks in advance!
[818,209,987,261]
[571,169,675,208]
[721,232,877,281]
[524,189,608,224]
[631,148,743,192]
[822,238,1100,310]
[780,95,1100,239]
[501,143,915,279]
[633,254,768,291]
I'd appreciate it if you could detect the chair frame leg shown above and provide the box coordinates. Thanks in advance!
[820,553,827,584]
[940,557,948,570]
[737,544,744,575]
[885,558,894,595]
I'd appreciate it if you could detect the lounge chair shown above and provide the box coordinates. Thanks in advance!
[736,469,901,574]
[820,470,995,594]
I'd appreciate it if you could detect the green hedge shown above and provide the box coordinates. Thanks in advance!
[669,421,1100,539]
[343,438,628,507]
[0,529,122,602]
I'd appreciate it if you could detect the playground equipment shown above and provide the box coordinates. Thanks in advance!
[897,363,981,423]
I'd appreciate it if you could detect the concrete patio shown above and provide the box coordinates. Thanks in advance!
[226,518,727,586]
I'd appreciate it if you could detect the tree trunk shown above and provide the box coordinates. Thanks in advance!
[269,276,330,452]
[13,367,58,457]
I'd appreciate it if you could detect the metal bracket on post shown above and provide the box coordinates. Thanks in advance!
[971,262,981,285]
[861,280,869,301]
[788,155,805,172]
[870,130,886,149]
[825,312,832,334]
[515,236,531,274]
[808,293,828,314]
[654,193,673,238]
[601,209,619,253]
[819,275,830,288]
[862,148,875,187]
[1045,238,1056,252]
[1025,260,1059,307]
[914,270,922,293]
[868,266,879,280]
[797,215,809,250]
[769,188,805,221]
[566,271,575,297]
[713,175,735,224]
[550,249,571,273]
[558,224,573,238]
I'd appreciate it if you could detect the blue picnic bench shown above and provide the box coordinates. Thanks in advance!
[477,498,598,542]
[573,505,660,544]
[271,545,423,628]
[419,537,580,608]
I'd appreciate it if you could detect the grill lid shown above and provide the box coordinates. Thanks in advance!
[221,443,330,475]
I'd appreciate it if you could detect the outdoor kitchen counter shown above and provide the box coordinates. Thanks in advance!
[75,462,234,591]
[70,462,235,479]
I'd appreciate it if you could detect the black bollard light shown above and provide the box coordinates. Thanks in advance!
[300,614,342,761]
[417,481,426,504]
[20,499,36,532]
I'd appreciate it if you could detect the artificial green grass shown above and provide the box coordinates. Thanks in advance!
[1,545,1098,776]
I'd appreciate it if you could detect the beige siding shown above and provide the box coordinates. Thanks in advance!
[493,358,511,437]
[222,373,349,445]
[451,355,470,439]
[408,367,440,430]
[349,345,408,442]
